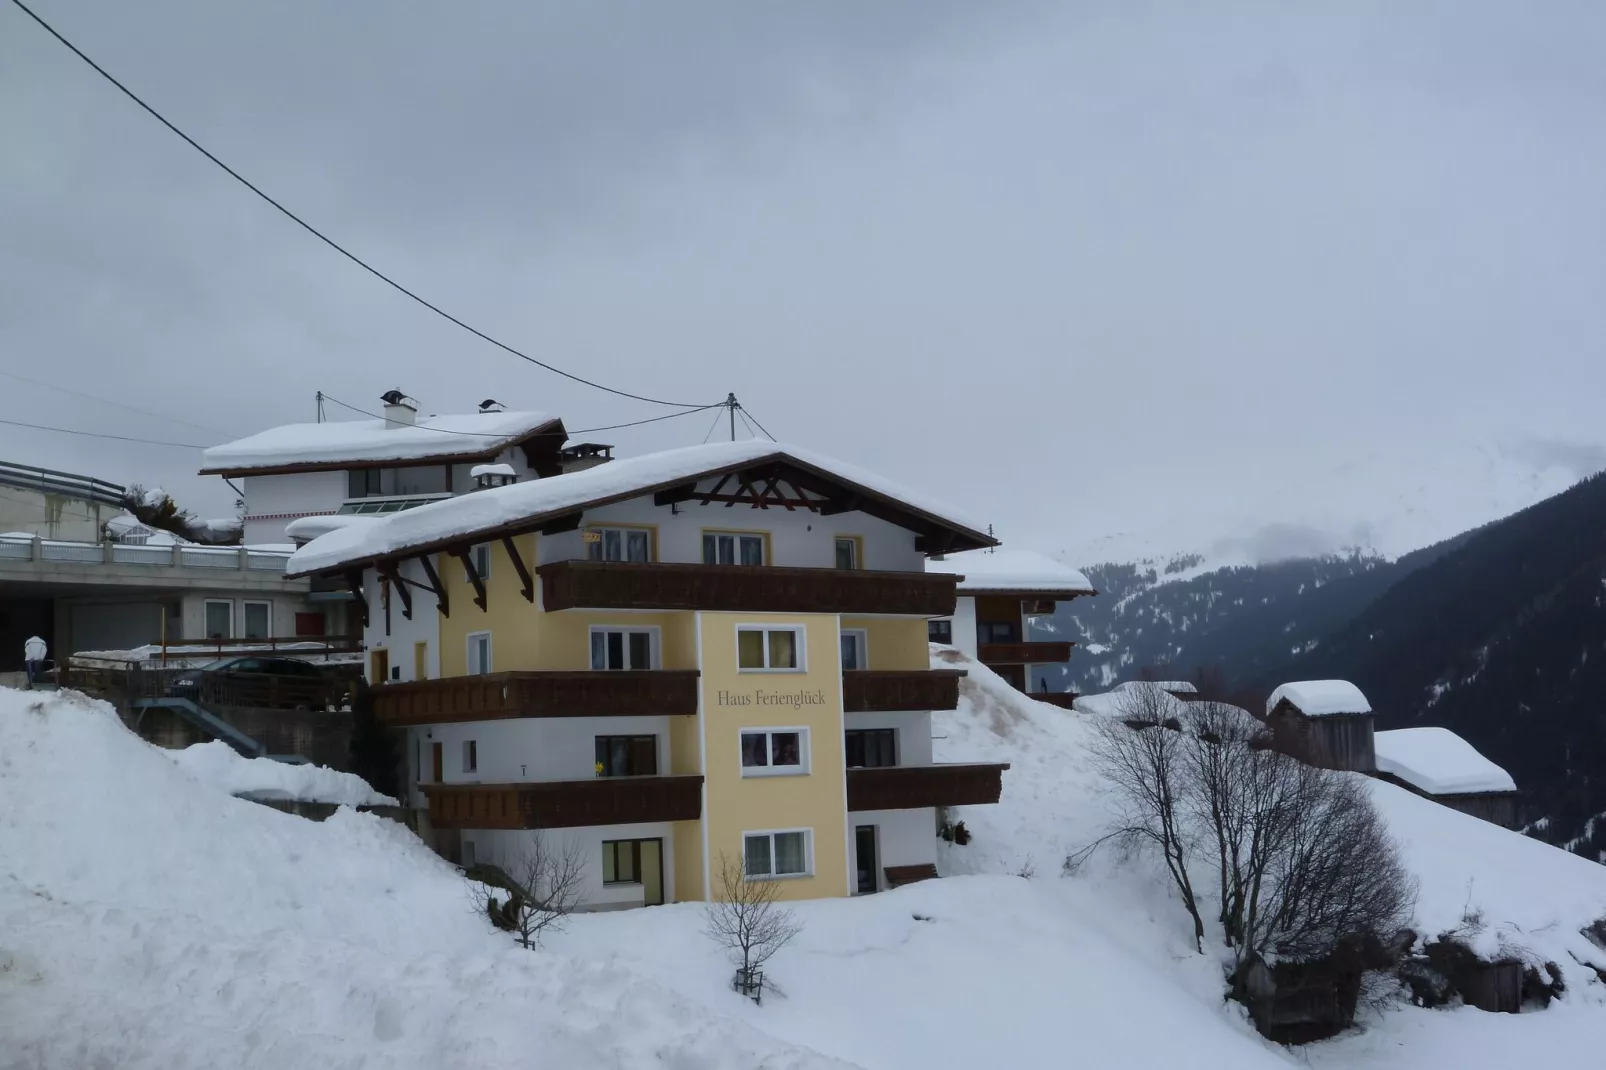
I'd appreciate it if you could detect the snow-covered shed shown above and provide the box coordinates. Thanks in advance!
[1374,727,1519,828]
[1264,680,1376,773]
[1114,679,1199,702]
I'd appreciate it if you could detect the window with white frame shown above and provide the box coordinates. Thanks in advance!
[834,536,861,570]
[466,632,492,675]
[242,600,271,640]
[740,727,808,775]
[462,739,478,774]
[587,526,652,563]
[743,829,811,878]
[737,625,803,671]
[470,543,491,580]
[839,629,867,671]
[590,627,657,671]
[703,531,764,566]
[203,600,233,640]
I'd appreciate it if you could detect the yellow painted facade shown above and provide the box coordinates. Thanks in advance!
[695,611,850,902]
[840,616,929,671]
[671,818,704,902]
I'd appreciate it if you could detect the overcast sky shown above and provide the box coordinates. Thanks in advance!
[4,1,1604,563]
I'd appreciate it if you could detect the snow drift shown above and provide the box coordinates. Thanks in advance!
[169,740,398,806]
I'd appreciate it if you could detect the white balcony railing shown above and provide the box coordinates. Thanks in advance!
[0,536,294,576]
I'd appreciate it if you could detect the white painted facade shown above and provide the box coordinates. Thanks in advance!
[363,557,440,685]
[930,595,979,658]
[241,472,349,545]
[848,807,938,893]
[847,709,934,766]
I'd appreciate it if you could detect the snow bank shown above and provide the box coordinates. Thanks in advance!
[926,547,1095,594]
[289,440,990,575]
[1375,727,1517,796]
[1115,679,1197,694]
[0,687,849,1070]
[1267,679,1373,717]
[170,740,397,806]
[199,409,556,472]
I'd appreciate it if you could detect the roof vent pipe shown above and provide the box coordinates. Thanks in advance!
[380,389,418,428]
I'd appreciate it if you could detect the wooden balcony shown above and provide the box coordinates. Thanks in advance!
[977,641,1075,665]
[423,775,704,830]
[536,559,959,617]
[371,671,699,727]
[846,762,1009,812]
[842,670,964,713]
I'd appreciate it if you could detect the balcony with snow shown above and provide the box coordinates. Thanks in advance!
[1264,679,1376,772]
[1374,727,1519,828]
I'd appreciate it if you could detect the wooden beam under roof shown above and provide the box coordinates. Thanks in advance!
[418,553,449,618]
[502,535,535,603]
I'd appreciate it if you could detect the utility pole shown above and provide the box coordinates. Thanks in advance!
[726,392,738,441]
[316,391,325,423]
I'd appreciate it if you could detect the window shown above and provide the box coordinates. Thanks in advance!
[589,627,656,671]
[203,600,233,640]
[602,840,639,884]
[414,641,428,681]
[347,465,450,499]
[703,532,764,566]
[462,840,476,868]
[978,620,1019,644]
[595,735,657,777]
[737,626,803,671]
[834,537,861,570]
[743,830,811,879]
[347,468,383,498]
[928,619,953,645]
[470,544,491,580]
[462,739,478,774]
[840,629,867,671]
[467,632,492,675]
[242,600,271,640]
[587,526,652,563]
[740,728,808,776]
[845,728,896,768]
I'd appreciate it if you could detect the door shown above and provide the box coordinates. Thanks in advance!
[371,648,389,684]
[414,642,428,681]
[431,742,443,783]
[855,825,878,894]
[640,838,664,907]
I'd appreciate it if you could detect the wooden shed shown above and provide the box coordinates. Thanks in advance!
[1373,727,1520,829]
[1264,680,1376,773]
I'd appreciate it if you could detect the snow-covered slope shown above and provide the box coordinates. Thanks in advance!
[4,665,1604,1069]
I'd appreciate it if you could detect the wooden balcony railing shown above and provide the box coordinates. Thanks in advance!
[1028,692,1080,710]
[371,671,700,727]
[977,641,1075,665]
[423,775,704,830]
[536,560,959,617]
[846,762,1009,812]
[842,670,965,713]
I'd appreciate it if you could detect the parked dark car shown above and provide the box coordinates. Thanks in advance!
[165,656,328,700]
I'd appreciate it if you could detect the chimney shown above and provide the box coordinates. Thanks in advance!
[470,463,517,490]
[478,398,506,414]
[380,389,417,428]
[558,442,614,473]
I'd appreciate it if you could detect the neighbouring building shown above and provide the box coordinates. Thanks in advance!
[0,460,319,667]
[286,440,1010,909]
[1264,679,1377,773]
[925,548,1095,705]
[1374,726,1520,828]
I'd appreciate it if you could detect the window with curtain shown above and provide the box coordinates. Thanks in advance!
[740,729,806,775]
[737,626,801,670]
[587,527,652,563]
[743,830,809,878]
[595,735,657,777]
[703,532,764,566]
[845,728,896,768]
[839,630,866,670]
[590,629,654,671]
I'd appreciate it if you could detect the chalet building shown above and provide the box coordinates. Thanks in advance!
[924,548,1094,706]
[198,392,569,546]
[286,440,1009,908]
[1374,727,1520,829]
[1264,680,1377,772]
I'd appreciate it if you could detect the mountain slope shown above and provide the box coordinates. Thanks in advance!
[1253,471,1606,848]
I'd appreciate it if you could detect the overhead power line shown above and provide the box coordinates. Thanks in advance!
[739,404,778,442]
[319,392,720,438]
[7,0,717,411]
[0,369,227,436]
[0,416,211,449]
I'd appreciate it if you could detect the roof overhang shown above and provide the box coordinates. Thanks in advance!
[198,418,568,478]
[960,587,1098,600]
[288,450,995,579]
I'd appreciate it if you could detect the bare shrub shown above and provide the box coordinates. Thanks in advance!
[469,836,587,949]
[704,852,803,1002]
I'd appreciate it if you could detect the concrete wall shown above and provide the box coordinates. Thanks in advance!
[179,591,315,641]
[0,484,114,541]
[242,472,348,545]
[847,807,938,892]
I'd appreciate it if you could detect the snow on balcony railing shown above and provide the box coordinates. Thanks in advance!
[180,547,241,568]
[41,542,103,563]
[0,539,32,560]
[0,535,295,573]
[246,552,288,573]
[111,544,172,565]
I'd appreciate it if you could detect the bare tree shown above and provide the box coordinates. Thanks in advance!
[704,852,803,1002]
[1082,682,1207,952]
[470,835,588,949]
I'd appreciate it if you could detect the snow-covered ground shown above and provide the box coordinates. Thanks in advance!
[3,655,1604,1069]
[169,740,398,806]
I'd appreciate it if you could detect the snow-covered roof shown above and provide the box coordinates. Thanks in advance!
[926,548,1094,596]
[287,440,994,577]
[1266,679,1372,718]
[284,514,379,544]
[198,410,561,475]
[470,463,517,479]
[1375,727,1517,796]
[1073,685,1187,720]
[1114,680,1197,695]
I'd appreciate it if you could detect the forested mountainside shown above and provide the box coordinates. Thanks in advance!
[1033,534,1471,697]
[1251,471,1606,853]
